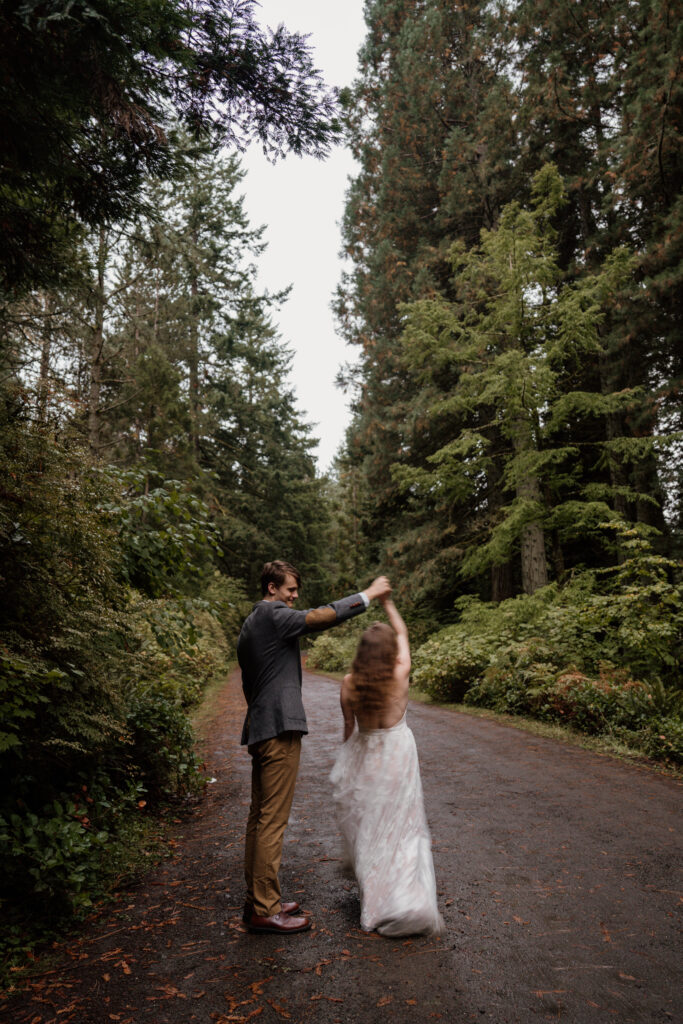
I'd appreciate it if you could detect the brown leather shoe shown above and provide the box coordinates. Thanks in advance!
[248,911,312,934]
[242,900,301,923]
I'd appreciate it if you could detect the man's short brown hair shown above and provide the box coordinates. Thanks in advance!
[260,560,302,596]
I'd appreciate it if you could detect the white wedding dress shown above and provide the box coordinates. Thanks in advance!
[330,713,443,937]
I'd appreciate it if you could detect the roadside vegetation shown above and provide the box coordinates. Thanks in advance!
[1,0,338,969]
[309,523,682,767]
[0,423,249,966]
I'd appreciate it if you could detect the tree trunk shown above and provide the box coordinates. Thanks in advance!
[188,227,200,458]
[520,518,548,594]
[88,226,107,453]
[36,293,51,425]
[486,440,514,601]
[188,314,200,457]
[491,562,513,603]
[512,414,548,594]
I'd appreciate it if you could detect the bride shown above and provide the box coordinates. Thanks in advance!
[329,593,443,937]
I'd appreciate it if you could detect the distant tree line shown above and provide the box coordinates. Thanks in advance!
[336,0,682,623]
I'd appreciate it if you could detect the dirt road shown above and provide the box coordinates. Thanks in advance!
[2,669,681,1023]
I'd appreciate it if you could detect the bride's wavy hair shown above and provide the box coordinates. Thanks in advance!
[349,622,397,712]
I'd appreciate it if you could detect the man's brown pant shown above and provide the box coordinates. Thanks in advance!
[245,731,302,917]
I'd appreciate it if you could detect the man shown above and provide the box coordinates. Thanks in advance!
[237,560,391,935]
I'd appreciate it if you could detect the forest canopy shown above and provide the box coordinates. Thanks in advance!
[0,0,340,296]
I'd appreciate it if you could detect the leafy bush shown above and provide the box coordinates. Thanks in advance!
[306,616,368,673]
[0,422,245,939]
[412,523,682,762]
[411,629,491,702]
[102,467,222,598]
[126,680,203,800]
[0,799,110,916]
[465,666,683,764]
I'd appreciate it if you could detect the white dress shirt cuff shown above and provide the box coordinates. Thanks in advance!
[359,591,370,607]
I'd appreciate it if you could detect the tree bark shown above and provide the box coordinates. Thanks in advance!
[511,414,548,595]
[486,439,514,601]
[188,224,200,458]
[88,226,107,453]
[491,562,513,603]
[36,293,52,425]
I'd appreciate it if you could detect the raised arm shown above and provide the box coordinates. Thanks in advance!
[380,596,411,673]
[273,576,393,640]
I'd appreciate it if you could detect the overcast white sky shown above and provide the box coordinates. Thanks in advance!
[240,1,367,473]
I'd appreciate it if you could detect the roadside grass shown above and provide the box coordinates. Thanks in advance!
[192,662,237,740]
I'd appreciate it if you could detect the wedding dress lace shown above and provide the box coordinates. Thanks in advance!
[330,713,443,937]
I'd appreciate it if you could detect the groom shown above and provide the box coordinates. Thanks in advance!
[238,560,391,934]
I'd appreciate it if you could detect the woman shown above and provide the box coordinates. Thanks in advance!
[329,594,443,937]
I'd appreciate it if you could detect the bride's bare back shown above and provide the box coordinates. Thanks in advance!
[340,598,411,740]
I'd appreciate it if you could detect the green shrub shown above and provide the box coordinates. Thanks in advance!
[412,628,491,702]
[306,616,367,673]
[0,800,110,915]
[103,468,222,599]
[126,679,203,800]
[412,525,682,762]
[463,638,557,715]
[0,770,148,922]
[464,662,683,764]
[638,717,683,763]
[0,423,244,941]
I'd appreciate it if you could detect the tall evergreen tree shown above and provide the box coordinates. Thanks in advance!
[507,0,679,538]
[337,0,681,616]
[398,165,665,594]
[336,0,516,601]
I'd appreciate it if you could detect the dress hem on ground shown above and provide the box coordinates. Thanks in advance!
[330,712,444,938]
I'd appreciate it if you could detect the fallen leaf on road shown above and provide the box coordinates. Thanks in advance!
[377,996,393,1006]
[600,922,612,943]
[101,949,123,961]
[214,1010,264,1024]
[213,1011,264,1024]
[224,996,252,1013]
[266,997,291,1018]
[249,977,273,996]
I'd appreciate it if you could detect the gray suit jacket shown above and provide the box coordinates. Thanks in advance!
[237,593,368,746]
